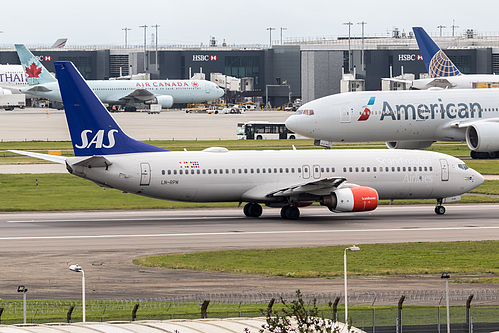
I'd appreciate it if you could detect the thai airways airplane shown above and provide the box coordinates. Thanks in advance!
[0,64,27,94]
[15,44,224,111]
[407,27,498,90]
[9,61,483,219]
[286,87,499,159]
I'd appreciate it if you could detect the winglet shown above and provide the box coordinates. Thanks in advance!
[412,27,461,78]
[54,61,166,156]
[15,44,58,85]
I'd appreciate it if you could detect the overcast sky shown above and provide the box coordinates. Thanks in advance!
[2,0,498,47]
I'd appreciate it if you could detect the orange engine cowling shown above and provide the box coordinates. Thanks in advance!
[322,186,379,212]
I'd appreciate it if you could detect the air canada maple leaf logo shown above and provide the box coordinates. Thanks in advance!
[25,62,42,78]
[192,82,199,87]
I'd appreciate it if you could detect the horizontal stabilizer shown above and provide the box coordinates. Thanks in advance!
[9,150,67,164]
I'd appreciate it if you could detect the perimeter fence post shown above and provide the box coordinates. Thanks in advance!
[397,295,405,333]
[267,298,275,313]
[132,303,139,321]
[201,300,210,319]
[0,307,3,324]
[67,306,74,323]
[332,297,340,322]
[466,294,474,330]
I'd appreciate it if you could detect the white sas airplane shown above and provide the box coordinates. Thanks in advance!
[15,44,224,111]
[286,87,499,159]
[10,62,483,218]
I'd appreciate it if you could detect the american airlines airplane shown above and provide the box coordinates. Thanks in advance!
[286,87,499,159]
[9,62,484,219]
[402,27,498,90]
[15,44,224,111]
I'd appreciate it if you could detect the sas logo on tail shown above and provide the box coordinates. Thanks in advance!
[358,97,376,121]
[75,129,118,149]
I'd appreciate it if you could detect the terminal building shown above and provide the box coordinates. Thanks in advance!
[2,28,499,107]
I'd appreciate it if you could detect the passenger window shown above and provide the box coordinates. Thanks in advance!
[349,167,353,172]
[291,168,295,173]
[162,170,165,175]
[297,168,301,173]
[208,169,212,174]
[179,170,183,175]
[361,167,365,172]
[257,168,260,173]
[355,167,359,172]
[343,167,347,172]
[280,168,283,173]
[397,167,400,172]
[214,169,217,174]
[168,170,171,175]
[197,170,200,174]
[424,166,428,171]
[402,167,406,172]
[191,169,195,174]
[251,168,254,173]
[226,169,229,174]
[392,167,395,172]
[262,168,266,173]
[373,167,376,172]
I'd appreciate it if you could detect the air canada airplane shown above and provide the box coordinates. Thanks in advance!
[15,44,224,111]
[286,88,499,159]
[400,27,498,90]
[10,62,484,219]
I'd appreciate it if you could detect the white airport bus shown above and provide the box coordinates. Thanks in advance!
[236,121,301,140]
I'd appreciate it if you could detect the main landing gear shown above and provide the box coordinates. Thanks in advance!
[280,205,300,220]
[243,202,263,218]
[435,199,446,215]
[243,203,301,220]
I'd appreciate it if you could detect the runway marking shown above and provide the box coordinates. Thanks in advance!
[1,226,498,241]
[6,216,236,223]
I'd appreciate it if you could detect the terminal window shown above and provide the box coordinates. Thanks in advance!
[225,56,260,84]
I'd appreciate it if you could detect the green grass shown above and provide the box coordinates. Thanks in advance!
[133,241,499,278]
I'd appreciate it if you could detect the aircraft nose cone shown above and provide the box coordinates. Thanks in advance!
[285,115,298,132]
[474,171,485,186]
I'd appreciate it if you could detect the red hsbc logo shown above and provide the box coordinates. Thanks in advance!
[44,56,52,61]
[192,55,218,62]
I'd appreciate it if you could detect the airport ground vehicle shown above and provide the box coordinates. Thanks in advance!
[0,94,25,110]
[237,121,300,140]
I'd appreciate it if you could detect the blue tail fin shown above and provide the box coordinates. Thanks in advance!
[54,61,167,156]
[412,27,461,78]
[15,44,58,85]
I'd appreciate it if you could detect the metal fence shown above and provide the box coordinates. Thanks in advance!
[0,291,498,332]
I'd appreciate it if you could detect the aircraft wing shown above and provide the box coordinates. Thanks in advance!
[22,85,53,92]
[242,177,348,201]
[9,150,67,164]
[267,177,347,197]
[449,117,499,129]
[426,78,455,88]
[119,88,156,102]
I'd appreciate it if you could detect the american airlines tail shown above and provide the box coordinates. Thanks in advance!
[413,27,461,78]
[55,61,166,156]
[15,44,57,85]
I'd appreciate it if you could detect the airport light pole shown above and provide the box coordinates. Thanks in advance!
[437,25,446,37]
[344,245,360,325]
[17,285,28,324]
[280,27,287,45]
[69,264,85,322]
[267,27,276,47]
[343,22,353,73]
[451,20,459,37]
[139,25,148,71]
[441,271,451,333]
[122,27,131,48]
[357,21,367,71]
[152,24,160,73]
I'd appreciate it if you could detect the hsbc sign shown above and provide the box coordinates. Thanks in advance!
[398,54,423,61]
[192,55,218,62]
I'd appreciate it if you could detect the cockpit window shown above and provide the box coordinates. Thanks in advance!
[294,109,314,116]
[458,163,469,170]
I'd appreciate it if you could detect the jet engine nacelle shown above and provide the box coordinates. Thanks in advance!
[466,122,499,152]
[321,186,378,212]
[147,95,174,108]
[385,141,435,150]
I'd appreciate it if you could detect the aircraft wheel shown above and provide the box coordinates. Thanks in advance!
[281,205,300,220]
[435,205,446,215]
[244,203,262,217]
[286,206,300,220]
[280,206,289,219]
